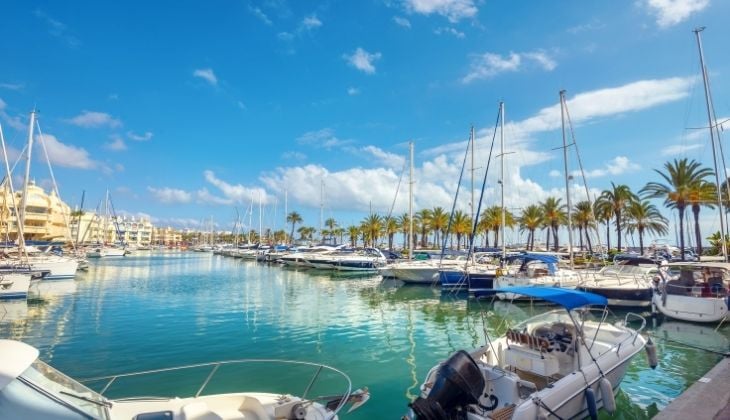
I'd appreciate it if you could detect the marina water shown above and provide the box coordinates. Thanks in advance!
[1,251,728,419]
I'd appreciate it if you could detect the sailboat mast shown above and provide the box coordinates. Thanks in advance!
[19,111,36,242]
[694,26,727,261]
[500,102,506,257]
[319,179,324,242]
[560,91,575,267]
[408,141,414,260]
[470,126,475,228]
[0,123,27,256]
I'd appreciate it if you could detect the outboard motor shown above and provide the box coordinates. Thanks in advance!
[409,350,485,419]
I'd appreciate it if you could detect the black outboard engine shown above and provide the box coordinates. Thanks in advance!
[409,350,485,420]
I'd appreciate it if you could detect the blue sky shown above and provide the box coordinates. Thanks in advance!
[1,0,729,245]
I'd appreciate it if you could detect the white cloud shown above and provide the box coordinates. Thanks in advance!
[393,16,412,28]
[462,50,556,83]
[404,0,478,22]
[549,169,561,178]
[296,128,352,149]
[300,15,322,30]
[104,135,127,151]
[661,143,703,156]
[67,110,122,128]
[575,156,641,178]
[248,6,272,25]
[644,0,709,28]
[203,170,272,205]
[362,146,406,169]
[0,83,24,91]
[196,188,233,205]
[434,26,465,38]
[35,133,96,169]
[33,9,80,47]
[282,151,307,160]
[147,186,192,204]
[278,32,294,41]
[193,68,218,86]
[347,87,360,95]
[0,98,25,131]
[127,131,153,141]
[344,48,382,75]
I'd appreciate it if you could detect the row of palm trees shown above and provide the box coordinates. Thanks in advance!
[282,159,722,260]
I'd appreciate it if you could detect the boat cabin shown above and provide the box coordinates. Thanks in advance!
[665,263,729,297]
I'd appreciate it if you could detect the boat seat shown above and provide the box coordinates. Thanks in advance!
[181,402,223,420]
[237,397,270,419]
[505,329,549,352]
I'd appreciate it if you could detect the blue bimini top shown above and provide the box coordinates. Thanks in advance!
[496,286,608,309]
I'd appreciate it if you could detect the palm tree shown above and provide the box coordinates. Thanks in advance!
[430,207,449,247]
[360,214,383,247]
[383,216,399,250]
[598,183,638,252]
[625,200,668,254]
[641,158,713,261]
[452,210,472,249]
[286,211,302,244]
[397,213,411,251]
[347,226,360,247]
[594,199,613,252]
[572,201,595,252]
[324,217,338,243]
[415,209,432,248]
[519,205,543,251]
[541,197,565,252]
[333,227,345,245]
[687,180,716,255]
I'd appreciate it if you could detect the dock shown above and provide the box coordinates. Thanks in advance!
[654,357,730,419]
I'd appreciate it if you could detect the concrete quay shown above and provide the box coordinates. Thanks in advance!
[654,357,730,419]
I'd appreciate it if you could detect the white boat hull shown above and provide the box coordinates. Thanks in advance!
[0,273,31,299]
[653,292,729,323]
[29,258,79,280]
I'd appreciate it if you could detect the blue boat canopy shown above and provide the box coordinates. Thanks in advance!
[496,287,608,309]
[522,253,559,264]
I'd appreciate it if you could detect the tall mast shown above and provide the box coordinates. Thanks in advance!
[694,27,727,261]
[0,123,27,257]
[258,192,263,242]
[320,179,324,242]
[470,125,475,227]
[408,141,414,260]
[560,91,575,268]
[500,102,506,257]
[19,110,36,243]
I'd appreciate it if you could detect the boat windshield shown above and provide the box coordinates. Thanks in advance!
[20,360,109,419]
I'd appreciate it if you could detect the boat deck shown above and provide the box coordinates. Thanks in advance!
[654,358,730,419]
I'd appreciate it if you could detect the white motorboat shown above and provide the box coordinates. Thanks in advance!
[86,246,126,258]
[578,258,657,307]
[389,258,466,284]
[28,255,79,279]
[335,249,387,272]
[494,254,582,300]
[278,245,339,268]
[652,261,729,323]
[0,339,369,420]
[407,287,653,420]
[0,272,31,299]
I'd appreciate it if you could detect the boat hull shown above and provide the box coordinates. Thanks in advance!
[0,273,31,300]
[652,292,729,323]
[577,285,653,307]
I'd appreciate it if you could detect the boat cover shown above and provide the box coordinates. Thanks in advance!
[496,286,607,309]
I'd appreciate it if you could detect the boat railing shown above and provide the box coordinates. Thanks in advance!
[81,358,354,415]
[623,312,647,345]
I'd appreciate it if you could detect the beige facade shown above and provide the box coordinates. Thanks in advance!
[0,181,72,241]
[69,214,155,246]
[152,226,182,246]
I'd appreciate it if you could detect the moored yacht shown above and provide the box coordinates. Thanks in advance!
[494,254,582,301]
[578,258,657,307]
[652,261,729,323]
[0,339,369,420]
[407,287,652,420]
[0,272,31,299]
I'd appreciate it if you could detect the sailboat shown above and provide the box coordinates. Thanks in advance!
[652,28,730,324]
[86,190,127,258]
[5,111,78,279]
[494,92,583,298]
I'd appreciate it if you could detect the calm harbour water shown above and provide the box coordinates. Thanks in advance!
[1,251,728,419]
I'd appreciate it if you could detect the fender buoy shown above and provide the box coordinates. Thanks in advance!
[585,388,598,420]
[599,378,616,414]
[645,337,658,369]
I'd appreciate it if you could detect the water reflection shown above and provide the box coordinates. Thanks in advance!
[0,252,727,419]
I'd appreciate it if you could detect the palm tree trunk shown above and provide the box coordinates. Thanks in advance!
[692,204,703,256]
[546,228,551,251]
[638,227,645,254]
[553,224,559,252]
[578,226,584,250]
[605,219,611,251]
[494,229,499,248]
[678,206,686,261]
[615,211,622,251]
[585,226,593,253]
